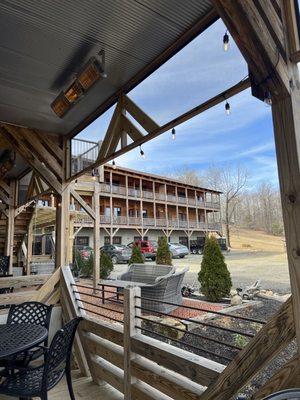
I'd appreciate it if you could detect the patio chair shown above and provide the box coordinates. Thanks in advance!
[0,317,82,400]
[141,267,189,313]
[262,389,300,399]
[0,301,53,369]
[0,255,10,275]
[119,263,175,284]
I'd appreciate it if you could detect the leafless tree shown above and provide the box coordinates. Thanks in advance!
[204,164,248,247]
[172,166,204,187]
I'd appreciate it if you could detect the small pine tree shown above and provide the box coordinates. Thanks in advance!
[156,236,172,265]
[128,244,144,265]
[198,236,232,302]
[100,251,114,279]
[81,252,93,277]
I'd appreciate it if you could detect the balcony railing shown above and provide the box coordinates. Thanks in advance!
[73,214,221,231]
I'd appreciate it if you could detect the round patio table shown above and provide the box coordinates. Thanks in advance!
[0,324,48,359]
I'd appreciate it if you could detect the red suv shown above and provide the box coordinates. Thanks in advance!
[128,240,157,261]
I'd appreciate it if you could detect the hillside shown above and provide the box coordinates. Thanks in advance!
[229,227,286,253]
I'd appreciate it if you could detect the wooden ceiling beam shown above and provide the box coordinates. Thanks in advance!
[68,78,250,183]
[0,125,62,194]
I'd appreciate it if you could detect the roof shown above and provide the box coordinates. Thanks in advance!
[0,1,217,136]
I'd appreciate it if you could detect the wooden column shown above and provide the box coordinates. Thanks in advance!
[93,182,100,286]
[271,90,300,355]
[5,180,16,274]
[123,286,141,399]
[26,219,33,275]
[55,184,70,268]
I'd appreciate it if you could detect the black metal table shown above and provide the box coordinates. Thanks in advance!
[0,324,48,359]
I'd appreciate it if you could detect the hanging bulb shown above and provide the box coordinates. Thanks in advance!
[171,128,176,140]
[223,31,230,52]
[139,145,145,159]
[264,90,272,106]
[92,169,96,180]
[112,160,117,170]
[74,179,78,186]
[225,101,231,115]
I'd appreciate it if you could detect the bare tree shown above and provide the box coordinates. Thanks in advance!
[204,164,248,247]
[172,166,204,186]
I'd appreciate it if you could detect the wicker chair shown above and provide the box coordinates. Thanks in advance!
[119,263,175,284]
[0,318,82,400]
[0,255,10,275]
[262,389,300,399]
[141,267,189,313]
[0,301,53,369]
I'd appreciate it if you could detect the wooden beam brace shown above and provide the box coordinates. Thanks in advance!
[200,297,295,400]
[0,125,62,194]
[70,188,95,220]
[123,94,159,133]
[122,115,144,142]
[69,78,250,182]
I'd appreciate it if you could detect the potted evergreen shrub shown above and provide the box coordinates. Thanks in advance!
[128,244,145,265]
[198,236,232,302]
[156,236,172,265]
[100,250,114,279]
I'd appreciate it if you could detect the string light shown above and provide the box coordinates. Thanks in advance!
[223,30,230,52]
[74,179,78,186]
[171,128,176,140]
[92,169,96,180]
[112,160,117,170]
[225,100,231,115]
[139,145,145,159]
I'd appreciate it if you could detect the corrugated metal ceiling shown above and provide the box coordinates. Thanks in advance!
[0,0,216,136]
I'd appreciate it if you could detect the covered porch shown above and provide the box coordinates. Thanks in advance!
[0,0,300,399]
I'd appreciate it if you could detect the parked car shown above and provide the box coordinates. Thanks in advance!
[79,246,93,260]
[169,243,189,258]
[127,240,157,260]
[190,237,228,254]
[190,238,205,254]
[100,244,132,264]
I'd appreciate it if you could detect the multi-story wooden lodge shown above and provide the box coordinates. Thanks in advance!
[32,157,222,260]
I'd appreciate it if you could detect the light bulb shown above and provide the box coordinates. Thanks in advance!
[225,101,231,115]
[140,146,145,159]
[171,128,176,140]
[112,160,117,170]
[92,169,96,180]
[223,32,230,52]
[74,179,78,186]
[264,90,272,106]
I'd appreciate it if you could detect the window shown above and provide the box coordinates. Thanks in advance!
[114,207,121,217]
[104,236,110,244]
[142,210,148,218]
[45,235,52,255]
[75,236,89,249]
[134,236,148,242]
[113,236,122,245]
[32,235,42,255]
[179,237,188,246]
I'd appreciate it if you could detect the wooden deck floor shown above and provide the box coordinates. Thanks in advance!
[0,371,123,400]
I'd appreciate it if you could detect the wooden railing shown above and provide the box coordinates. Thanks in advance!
[0,266,294,399]
[59,266,297,399]
[0,268,61,307]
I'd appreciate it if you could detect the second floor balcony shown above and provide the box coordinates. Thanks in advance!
[74,213,221,231]
[99,183,220,209]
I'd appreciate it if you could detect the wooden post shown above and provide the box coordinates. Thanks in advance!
[123,286,141,399]
[55,184,70,268]
[5,180,16,274]
[93,182,100,287]
[26,219,33,275]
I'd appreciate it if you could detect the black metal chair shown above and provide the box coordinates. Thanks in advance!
[0,301,53,369]
[0,318,82,400]
[0,255,10,275]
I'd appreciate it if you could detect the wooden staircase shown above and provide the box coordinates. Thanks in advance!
[0,204,35,259]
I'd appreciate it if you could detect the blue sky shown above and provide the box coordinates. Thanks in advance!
[78,19,277,189]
